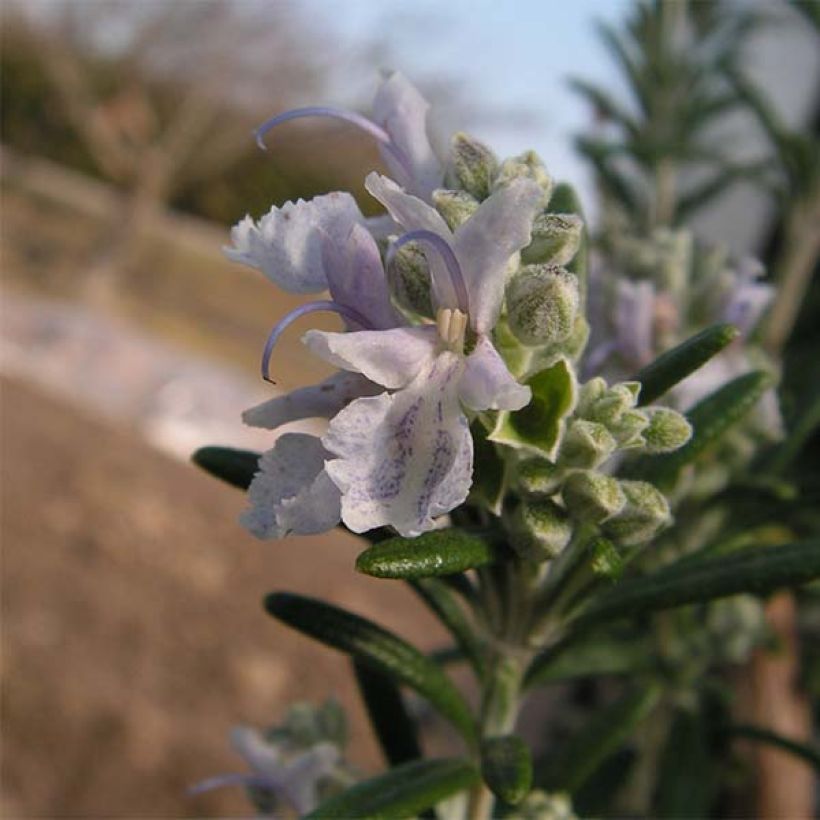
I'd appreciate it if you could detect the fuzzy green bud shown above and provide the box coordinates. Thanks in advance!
[518,457,561,498]
[642,407,692,453]
[432,188,480,230]
[577,377,607,417]
[583,382,641,425]
[506,264,580,346]
[559,420,617,469]
[562,470,626,523]
[511,499,573,561]
[603,480,670,546]
[610,409,650,448]
[521,213,583,266]
[493,150,553,207]
[387,240,433,317]
[447,132,498,200]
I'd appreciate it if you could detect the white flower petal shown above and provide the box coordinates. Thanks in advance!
[372,72,442,200]
[453,178,543,333]
[303,326,437,389]
[459,335,531,411]
[224,192,362,293]
[242,372,380,430]
[323,352,473,537]
[240,434,340,539]
[322,223,401,330]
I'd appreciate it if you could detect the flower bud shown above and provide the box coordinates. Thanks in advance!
[510,499,573,561]
[521,213,583,266]
[518,457,561,498]
[432,188,480,230]
[577,377,607,417]
[610,409,650,448]
[559,420,617,469]
[603,480,670,546]
[562,470,626,523]
[583,382,640,426]
[447,132,498,200]
[642,407,692,453]
[506,264,580,346]
[387,240,433,317]
[493,150,553,207]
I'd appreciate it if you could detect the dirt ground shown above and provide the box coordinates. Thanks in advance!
[1,376,451,817]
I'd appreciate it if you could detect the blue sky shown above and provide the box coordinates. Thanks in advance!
[305,0,631,215]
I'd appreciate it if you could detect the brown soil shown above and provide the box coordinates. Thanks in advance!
[1,376,448,817]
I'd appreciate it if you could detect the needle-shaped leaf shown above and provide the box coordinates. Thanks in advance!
[723,724,820,771]
[634,323,740,405]
[352,660,421,768]
[304,757,479,819]
[481,735,533,806]
[543,685,660,794]
[191,446,259,489]
[356,530,495,580]
[265,593,477,745]
[570,540,820,629]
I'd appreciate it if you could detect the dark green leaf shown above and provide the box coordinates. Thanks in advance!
[410,578,486,678]
[481,735,533,806]
[589,536,624,579]
[544,685,660,793]
[655,708,718,818]
[469,420,507,514]
[525,633,652,688]
[724,724,820,771]
[191,446,259,489]
[265,593,477,745]
[357,529,495,580]
[634,324,740,405]
[629,370,771,484]
[489,359,576,459]
[571,540,820,629]
[305,758,479,819]
[352,660,421,768]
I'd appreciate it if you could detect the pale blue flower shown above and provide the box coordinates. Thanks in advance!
[190,726,340,816]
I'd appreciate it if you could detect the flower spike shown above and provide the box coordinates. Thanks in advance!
[261,300,373,383]
[389,229,470,314]
[254,106,413,180]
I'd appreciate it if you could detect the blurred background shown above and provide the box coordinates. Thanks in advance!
[1,0,817,816]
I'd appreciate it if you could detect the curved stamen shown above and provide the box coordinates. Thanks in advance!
[261,300,372,384]
[255,106,413,180]
[388,230,469,314]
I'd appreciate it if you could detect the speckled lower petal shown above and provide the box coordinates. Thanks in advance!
[459,335,532,411]
[453,179,543,333]
[303,326,437,389]
[224,192,362,293]
[242,372,381,430]
[240,434,340,539]
[323,352,473,537]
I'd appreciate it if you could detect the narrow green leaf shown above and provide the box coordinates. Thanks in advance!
[481,735,533,805]
[634,324,740,405]
[191,446,259,489]
[655,707,718,818]
[356,529,495,580]
[630,370,771,484]
[305,757,479,819]
[724,724,820,771]
[410,578,486,678]
[572,540,820,629]
[352,660,421,768]
[489,358,577,458]
[265,593,477,745]
[525,634,651,688]
[544,685,660,793]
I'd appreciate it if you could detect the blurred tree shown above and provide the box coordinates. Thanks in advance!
[571,0,769,233]
[2,0,327,297]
